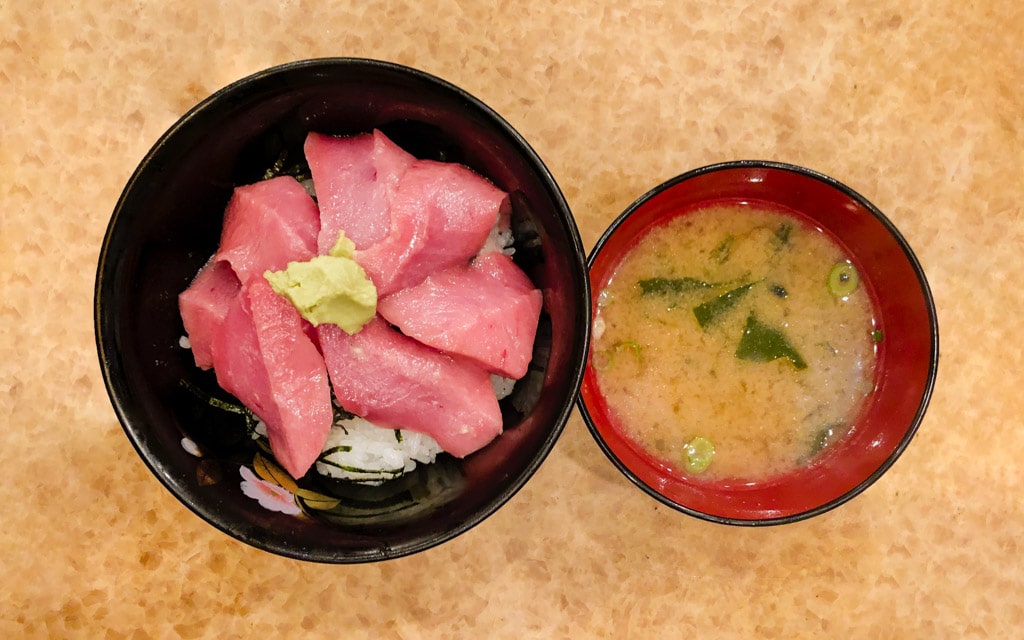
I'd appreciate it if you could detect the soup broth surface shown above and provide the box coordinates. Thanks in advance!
[593,203,877,481]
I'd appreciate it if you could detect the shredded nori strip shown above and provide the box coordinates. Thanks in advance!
[262,149,312,182]
[320,445,354,457]
[178,378,259,431]
[332,404,358,422]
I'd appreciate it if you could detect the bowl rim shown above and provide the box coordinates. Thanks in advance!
[577,159,939,526]
[94,57,590,562]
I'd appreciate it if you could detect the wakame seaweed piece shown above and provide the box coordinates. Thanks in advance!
[638,277,718,296]
[712,235,734,264]
[735,312,807,369]
[693,282,755,329]
[810,422,846,455]
[773,222,793,249]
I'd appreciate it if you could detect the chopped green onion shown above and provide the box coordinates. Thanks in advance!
[828,261,859,297]
[614,340,642,361]
[872,329,884,343]
[684,436,715,473]
[594,341,643,371]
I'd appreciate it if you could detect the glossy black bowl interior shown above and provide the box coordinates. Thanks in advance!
[95,58,589,562]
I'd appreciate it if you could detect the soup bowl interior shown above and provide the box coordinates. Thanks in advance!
[579,161,938,524]
[95,58,590,561]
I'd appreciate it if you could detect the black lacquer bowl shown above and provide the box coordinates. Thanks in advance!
[95,59,590,562]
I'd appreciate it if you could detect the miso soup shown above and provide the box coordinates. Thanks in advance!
[592,204,878,481]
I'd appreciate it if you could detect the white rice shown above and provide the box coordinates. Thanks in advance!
[300,178,316,199]
[315,416,443,485]
[480,217,515,256]
[315,373,517,484]
[491,374,516,400]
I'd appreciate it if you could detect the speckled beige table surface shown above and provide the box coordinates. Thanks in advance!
[2,0,1022,638]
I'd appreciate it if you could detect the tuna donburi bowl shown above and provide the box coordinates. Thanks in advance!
[94,59,590,562]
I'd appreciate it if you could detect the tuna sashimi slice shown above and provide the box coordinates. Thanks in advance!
[318,317,503,458]
[212,283,280,437]
[305,130,416,253]
[378,252,543,380]
[212,277,333,478]
[356,159,510,296]
[214,176,320,283]
[178,259,242,370]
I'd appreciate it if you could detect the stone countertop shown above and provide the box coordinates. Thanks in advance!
[2,1,1022,637]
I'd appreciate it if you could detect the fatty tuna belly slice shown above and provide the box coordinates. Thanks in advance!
[214,176,320,283]
[356,159,510,296]
[178,259,241,370]
[212,277,333,479]
[318,317,503,458]
[378,252,543,380]
[305,129,415,253]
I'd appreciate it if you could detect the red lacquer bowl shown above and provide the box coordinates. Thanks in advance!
[578,161,938,525]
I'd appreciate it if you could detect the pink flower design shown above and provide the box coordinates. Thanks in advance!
[239,466,301,515]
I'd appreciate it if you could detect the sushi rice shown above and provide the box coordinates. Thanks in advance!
[244,375,515,485]
[314,416,444,485]
[314,375,514,485]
